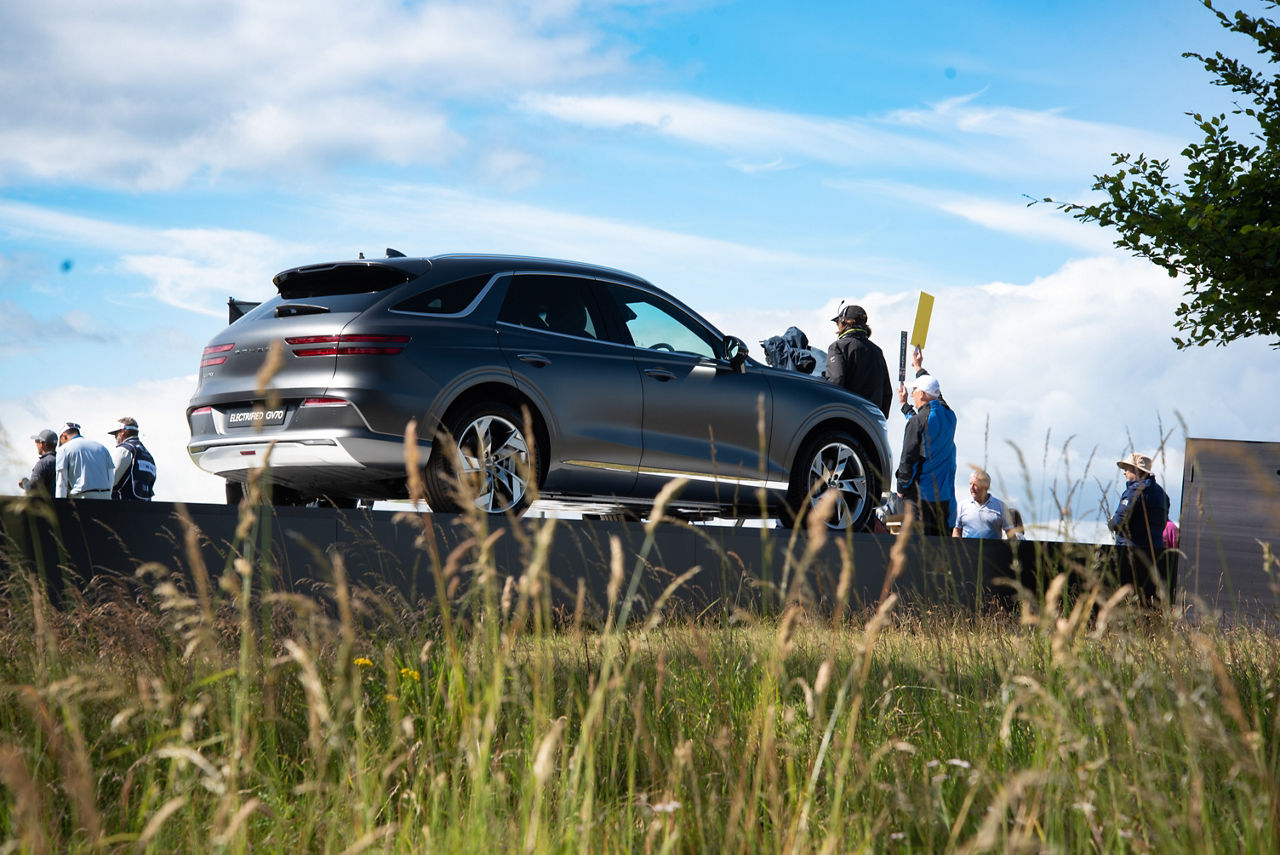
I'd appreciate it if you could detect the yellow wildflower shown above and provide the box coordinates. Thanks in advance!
[353,657,374,668]
[400,668,421,683]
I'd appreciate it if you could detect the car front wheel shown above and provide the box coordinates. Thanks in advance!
[785,430,877,531]
[425,402,540,516]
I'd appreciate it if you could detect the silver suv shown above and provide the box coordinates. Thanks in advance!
[187,251,891,529]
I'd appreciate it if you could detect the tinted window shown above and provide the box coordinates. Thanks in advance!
[601,284,717,359]
[274,263,414,299]
[392,274,490,314]
[498,275,604,340]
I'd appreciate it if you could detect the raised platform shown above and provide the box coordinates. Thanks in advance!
[0,498,1180,622]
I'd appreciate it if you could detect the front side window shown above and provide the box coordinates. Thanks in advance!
[498,274,603,340]
[392,274,490,315]
[601,284,717,359]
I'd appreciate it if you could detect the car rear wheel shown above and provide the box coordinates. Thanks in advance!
[425,402,540,516]
[784,430,877,531]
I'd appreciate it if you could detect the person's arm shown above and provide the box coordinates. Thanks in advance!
[1108,483,1136,534]
[952,526,962,537]
[896,413,925,496]
[54,448,68,498]
[825,340,845,386]
[111,445,132,487]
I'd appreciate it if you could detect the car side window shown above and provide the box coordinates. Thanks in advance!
[392,274,490,315]
[600,283,717,359]
[498,274,603,340]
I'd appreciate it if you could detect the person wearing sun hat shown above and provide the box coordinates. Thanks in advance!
[1108,451,1170,564]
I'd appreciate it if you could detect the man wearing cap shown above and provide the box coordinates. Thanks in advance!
[894,373,957,536]
[54,422,114,499]
[108,417,158,501]
[826,304,893,418]
[1108,452,1169,565]
[18,429,58,496]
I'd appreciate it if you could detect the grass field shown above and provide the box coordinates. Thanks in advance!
[1,486,1278,854]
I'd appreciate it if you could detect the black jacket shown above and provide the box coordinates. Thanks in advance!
[826,329,892,418]
[22,451,56,496]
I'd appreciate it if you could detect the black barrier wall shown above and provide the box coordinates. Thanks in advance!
[0,498,1176,618]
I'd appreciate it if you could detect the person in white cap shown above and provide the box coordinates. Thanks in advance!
[894,372,957,535]
[1108,452,1169,563]
[108,416,157,501]
[18,429,59,496]
[54,422,114,499]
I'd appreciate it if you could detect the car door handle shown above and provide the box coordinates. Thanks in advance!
[517,353,551,367]
[643,368,676,381]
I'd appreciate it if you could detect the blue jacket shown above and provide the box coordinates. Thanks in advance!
[895,399,957,512]
[1109,475,1169,554]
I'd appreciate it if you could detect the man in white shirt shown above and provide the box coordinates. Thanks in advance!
[54,422,114,499]
[952,468,1017,540]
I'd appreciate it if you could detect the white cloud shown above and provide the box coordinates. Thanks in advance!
[520,90,1185,181]
[0,0,629,188]
[0,200,307,315]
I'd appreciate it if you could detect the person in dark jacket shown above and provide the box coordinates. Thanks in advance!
[825,304,893,418]
[1108,452,1169,563]
[895,373,957,535]
[18,428,58,496]
[108,416,157,501]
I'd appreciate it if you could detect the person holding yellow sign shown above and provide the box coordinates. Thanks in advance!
[894,371,957,536]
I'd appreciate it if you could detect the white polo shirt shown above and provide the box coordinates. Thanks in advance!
[55,435,115,498]
[955,494,1013,539]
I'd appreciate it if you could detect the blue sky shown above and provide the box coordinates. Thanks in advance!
[1,0,1276,539]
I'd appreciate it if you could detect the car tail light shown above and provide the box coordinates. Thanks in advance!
[201,343,234,367]
[301,397,349,408]
[286,334,409,357]
[190,406,213,416]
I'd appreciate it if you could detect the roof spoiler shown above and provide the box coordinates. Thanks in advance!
[228,297,261,323]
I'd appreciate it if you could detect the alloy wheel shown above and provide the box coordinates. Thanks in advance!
[455,414,531,513]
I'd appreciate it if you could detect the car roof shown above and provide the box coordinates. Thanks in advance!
[425,253,653,286]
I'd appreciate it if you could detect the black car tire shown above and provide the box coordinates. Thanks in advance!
[425,402,540,516]
[784,430,878,531]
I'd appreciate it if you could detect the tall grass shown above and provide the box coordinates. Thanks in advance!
[1,460,1278,854]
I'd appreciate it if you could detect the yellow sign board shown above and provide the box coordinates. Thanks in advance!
[910,291,934,349]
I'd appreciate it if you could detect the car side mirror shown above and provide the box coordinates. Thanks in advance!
[723,335,749,374]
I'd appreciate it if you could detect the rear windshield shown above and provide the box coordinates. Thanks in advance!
[274,263,415,300]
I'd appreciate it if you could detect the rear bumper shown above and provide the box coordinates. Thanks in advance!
[187,395,433,496]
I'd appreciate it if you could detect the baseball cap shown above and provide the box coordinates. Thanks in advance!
[30,428,57,444]
[830,304,868,324]
[108,416,139,436]
[60,422,81,435]
[911,374,941,398]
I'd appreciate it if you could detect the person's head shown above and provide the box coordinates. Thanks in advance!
[831,303,869,334]
[107,416,139,445]
[1116,452,1154,482]
[968,468,991,503]
[910,373,940,409]
[58,422,81,445]
[30,428,57,455]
